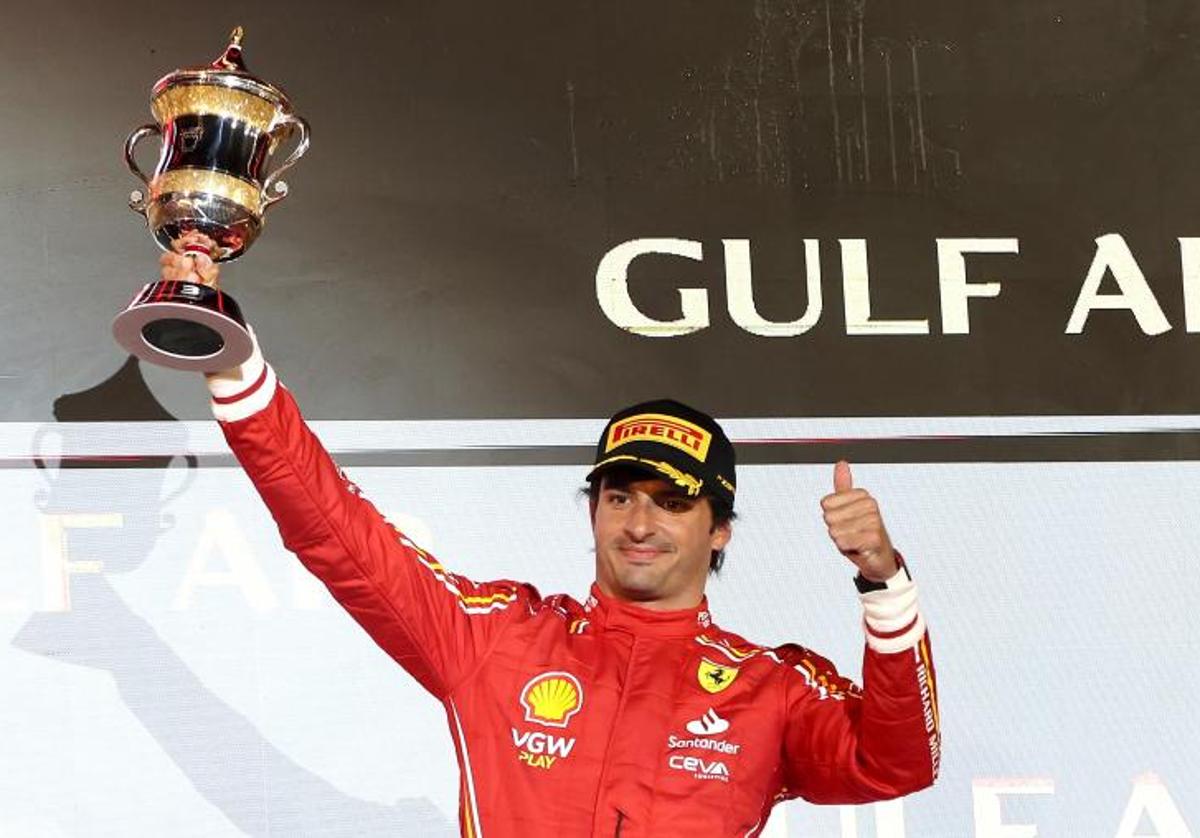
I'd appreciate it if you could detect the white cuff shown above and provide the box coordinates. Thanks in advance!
[859,570,925,653]
[206,327,277,422]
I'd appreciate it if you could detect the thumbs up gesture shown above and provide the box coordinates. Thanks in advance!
[820,461,897,582]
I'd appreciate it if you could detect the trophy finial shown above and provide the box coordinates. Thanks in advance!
[211,26,248,72]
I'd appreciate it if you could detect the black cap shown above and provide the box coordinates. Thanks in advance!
[586,398,736,508]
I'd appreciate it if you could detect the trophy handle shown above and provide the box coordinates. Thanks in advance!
[124,123,162,216]
[262,114,311,210]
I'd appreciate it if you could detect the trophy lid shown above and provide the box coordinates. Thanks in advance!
[150,27,294,112]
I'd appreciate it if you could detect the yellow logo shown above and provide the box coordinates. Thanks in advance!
[651,460,703,497]
[606,413,712,462]
[520,672,584,728]
[697,659,739,694]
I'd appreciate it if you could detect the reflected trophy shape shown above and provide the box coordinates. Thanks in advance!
[113,26,310,373]
[14,355,453,836]
[32,355,195,574]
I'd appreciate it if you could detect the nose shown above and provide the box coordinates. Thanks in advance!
[623,494,656,541]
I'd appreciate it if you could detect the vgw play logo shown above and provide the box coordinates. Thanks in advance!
[511,672,584,770]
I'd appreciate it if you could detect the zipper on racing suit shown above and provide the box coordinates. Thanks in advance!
[593,632,640,837]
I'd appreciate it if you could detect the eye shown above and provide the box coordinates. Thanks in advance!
[661,497,692,513]
[605,491,630,506]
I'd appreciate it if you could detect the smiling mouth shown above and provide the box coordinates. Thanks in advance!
[619,545,667,562]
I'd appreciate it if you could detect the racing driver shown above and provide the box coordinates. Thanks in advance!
[168,246,940,836]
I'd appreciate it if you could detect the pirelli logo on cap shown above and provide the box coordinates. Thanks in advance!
[606,413,712,461]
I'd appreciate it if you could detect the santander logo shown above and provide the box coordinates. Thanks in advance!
[686,708,730,736]
[667,707,740,777]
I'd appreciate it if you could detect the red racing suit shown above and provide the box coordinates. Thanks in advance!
[208,343,941,838]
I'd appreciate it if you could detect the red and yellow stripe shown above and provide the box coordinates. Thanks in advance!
[917,634,940,733]
[411,550,518,614]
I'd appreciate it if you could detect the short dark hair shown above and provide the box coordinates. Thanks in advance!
[583,467,737,574]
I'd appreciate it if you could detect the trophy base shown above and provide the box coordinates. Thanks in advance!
[112,280,253,373]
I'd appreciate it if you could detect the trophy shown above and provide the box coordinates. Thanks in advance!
[113,27,309,372]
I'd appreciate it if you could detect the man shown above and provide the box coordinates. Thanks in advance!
[165,248,940,837]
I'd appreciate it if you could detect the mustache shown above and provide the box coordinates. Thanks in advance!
[615,538,674,552]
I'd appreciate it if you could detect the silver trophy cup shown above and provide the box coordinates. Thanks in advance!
[114,27,310,372]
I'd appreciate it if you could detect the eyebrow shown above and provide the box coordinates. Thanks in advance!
[603,484,693,502]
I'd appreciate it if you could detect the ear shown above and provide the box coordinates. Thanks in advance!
[710,518,732,552]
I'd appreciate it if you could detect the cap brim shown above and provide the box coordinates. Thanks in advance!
[586,455,704,497]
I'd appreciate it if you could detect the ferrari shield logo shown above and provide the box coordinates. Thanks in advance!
[697,658,739,694]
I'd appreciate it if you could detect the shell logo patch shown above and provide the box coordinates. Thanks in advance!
[698,658,739,694]
[520,671,584,728]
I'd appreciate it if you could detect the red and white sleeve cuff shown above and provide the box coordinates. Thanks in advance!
[206,327,277,422]
[858,569,925,653]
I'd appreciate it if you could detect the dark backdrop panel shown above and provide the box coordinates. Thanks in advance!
[2,1,1199,420]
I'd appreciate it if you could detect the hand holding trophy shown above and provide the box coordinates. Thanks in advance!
[160,231,221,288]
[113,27,309,372]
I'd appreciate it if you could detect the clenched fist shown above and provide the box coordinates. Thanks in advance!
[820,460,897,582]
[158,231,221,288]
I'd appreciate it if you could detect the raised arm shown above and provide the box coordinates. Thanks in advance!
[777,461,940,802]
[172,249,535,699]
[778,566,939,803]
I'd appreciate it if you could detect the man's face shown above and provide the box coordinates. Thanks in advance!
[591,472,731,611]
